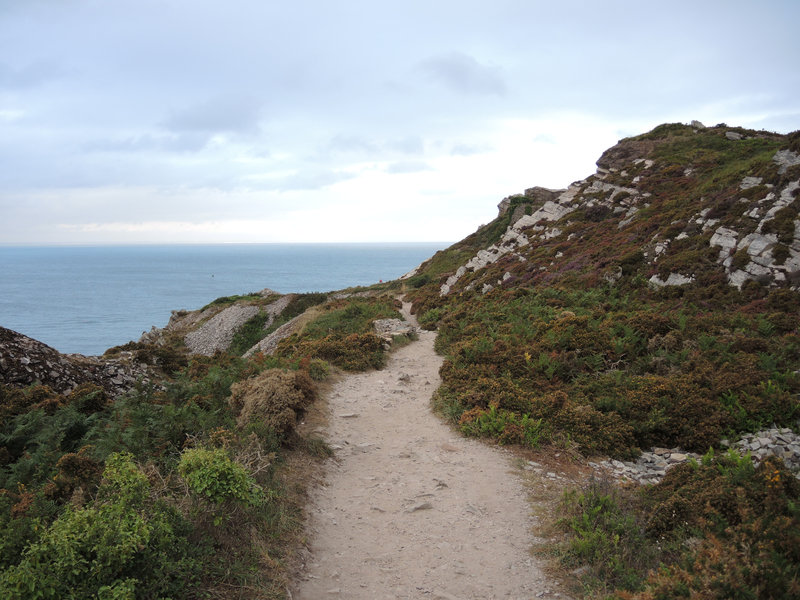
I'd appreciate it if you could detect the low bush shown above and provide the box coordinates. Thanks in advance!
[229,368,317,436]
[0,452,201,600]
[558,450,800,598]
[178,446,264,507]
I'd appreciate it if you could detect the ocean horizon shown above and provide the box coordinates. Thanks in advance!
[0,242,448,356]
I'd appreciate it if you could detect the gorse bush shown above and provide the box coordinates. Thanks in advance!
[558,451,800,598]
[229,368,317,435]
[178,447,264,507]
[0,452,201,600]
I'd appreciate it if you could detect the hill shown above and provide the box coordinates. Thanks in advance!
[402,121,800,597]
[1,121,799,598]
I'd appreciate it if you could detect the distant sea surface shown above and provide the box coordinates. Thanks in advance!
[0,243,447,356]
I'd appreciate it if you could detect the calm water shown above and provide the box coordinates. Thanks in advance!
[0,243,446,356]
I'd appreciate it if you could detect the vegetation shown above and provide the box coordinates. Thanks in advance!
[0,292,406,598]
[405,123,800,597]
[557,450,800,598]
[275,296,400,371]
[3,122,799,598]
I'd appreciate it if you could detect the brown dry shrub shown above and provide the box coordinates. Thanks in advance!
[43,446,103,501]
[228,368,317,435]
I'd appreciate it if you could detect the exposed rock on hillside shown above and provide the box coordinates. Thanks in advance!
[185,304,261,356]
[0,326,150,396]
[140,288,294,357]
[436,124,800,297]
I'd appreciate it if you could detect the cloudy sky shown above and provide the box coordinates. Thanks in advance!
[1,0,798,244]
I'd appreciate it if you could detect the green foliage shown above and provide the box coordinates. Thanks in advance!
[301,298,397,338]
[559,479,656,591]
[178,447,264,507]
[229,310,273,355]
[761,206,798,245]
[406,273,432,288]
[281,332,386,371]
[275,297,400,371]
[306,358,330,381]
[0,452,200,600]
[418,307,444,330]
[559,451,800,598]
[201,292,264,310]
[459,404,548,447]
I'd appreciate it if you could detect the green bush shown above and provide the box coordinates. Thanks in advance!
[178,447,263,507]
[559,479,656,592]
[0,452,200,599]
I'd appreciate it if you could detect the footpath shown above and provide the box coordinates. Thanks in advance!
[290,304,570,600]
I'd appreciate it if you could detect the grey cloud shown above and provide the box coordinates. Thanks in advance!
[387,136,424,154]
[328,134,380,154]
[450,142,491,156]
[0,60,62,89]
[419,52,506,96]
[245,168,355,192]
[85,132,212,154]
[161,96,263,135]
[385,161,433,174]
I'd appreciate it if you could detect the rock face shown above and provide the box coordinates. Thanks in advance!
[439,123,800,297]
[184,304,260,356]
[0,326,149,397]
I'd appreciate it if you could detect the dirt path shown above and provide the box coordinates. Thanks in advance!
[291,305,566,600]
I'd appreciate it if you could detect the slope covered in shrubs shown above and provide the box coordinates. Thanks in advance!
[0,293,406,598]
[406,122,800,597]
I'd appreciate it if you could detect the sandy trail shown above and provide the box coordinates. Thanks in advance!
[291,305,562,600]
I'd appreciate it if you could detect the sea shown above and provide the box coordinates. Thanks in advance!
[0,243,447,356]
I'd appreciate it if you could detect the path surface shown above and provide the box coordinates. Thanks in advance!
[291,306,560,600]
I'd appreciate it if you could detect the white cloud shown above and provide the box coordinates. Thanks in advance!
[0,0,798,244]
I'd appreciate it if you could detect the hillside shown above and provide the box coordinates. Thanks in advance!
[403,122,800,597]
[1,121,799,598]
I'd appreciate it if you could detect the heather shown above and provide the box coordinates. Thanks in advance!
[0,294,404,598]
[407,123,800,597]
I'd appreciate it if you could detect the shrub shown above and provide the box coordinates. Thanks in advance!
[306,358,330,381]
[280,332,386,371]
[228,368,317,435]
[178,447,263,507]
[458,404,548,448]
[0,452,200,600]
[558,478,656,592]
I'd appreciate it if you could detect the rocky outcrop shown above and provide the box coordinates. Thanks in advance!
[0,326,150,397]
[594,425,800,484]
[439,123,800,297]
[185,304,260,356]
[373,318,417,347]
[141,290,294,357]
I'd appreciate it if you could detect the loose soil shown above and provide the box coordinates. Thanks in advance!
[290,305,574,599]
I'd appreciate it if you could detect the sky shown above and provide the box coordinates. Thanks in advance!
[1,0,799,245]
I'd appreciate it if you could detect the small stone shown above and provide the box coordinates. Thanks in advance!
[338,413,359,418]
[668,453,687,463]
[408,502,433,513]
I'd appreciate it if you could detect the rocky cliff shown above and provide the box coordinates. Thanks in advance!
[0,325,150,397]
[435,123,800,298]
